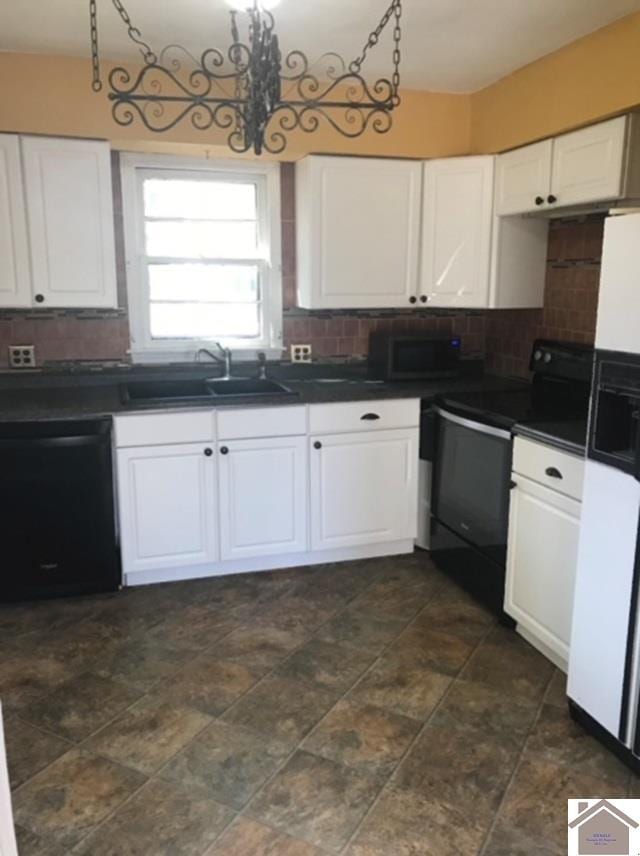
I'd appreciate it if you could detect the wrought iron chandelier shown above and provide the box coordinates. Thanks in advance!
[88,0,403,155]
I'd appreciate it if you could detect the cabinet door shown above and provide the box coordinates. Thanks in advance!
[296,156,422,309]
[494,140,553,215]
[22,136,117,308]
[310,429,418,550]
[117,443,218,575]
[420,156,494,308]
[550,116,627,208]
[0,135,31,308]
[218,436,307,560]
[505,474,581,669]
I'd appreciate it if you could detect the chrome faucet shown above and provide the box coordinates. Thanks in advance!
[256,352,268,380]
[196,344,232,380]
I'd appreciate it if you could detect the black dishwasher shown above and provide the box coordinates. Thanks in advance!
[0,419,120,601]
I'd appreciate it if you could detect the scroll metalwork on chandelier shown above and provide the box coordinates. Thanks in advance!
[89,0,403,155]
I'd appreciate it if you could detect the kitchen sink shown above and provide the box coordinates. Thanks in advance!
[207,378,297,397]
[122,380,213,404]
[122,376,298,405]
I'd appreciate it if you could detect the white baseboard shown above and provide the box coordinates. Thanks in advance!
[516,624,568,673]
[124,539,415,587]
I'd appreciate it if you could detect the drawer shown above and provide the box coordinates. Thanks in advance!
[512,436,584,500]
[114,410,215,447]
[309,399,420,434]
[217,405,306,439]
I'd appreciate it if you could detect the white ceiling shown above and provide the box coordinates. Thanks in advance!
[1,0,640,92]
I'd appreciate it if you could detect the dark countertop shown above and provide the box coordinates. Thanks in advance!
[0,362,529,423]
[513,420,588,456]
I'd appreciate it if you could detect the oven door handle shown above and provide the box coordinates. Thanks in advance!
[433,406,512,441]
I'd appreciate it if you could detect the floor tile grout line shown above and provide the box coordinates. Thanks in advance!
[7,558,438,852]
[182,561,448,855]
[475,667,557,856]
[53,565,392,855]
[337,615,498,855]
[67,710,220,853]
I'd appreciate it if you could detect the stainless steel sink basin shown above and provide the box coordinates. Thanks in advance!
[207,378,297,397]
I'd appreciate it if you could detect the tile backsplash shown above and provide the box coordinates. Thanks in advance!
[0,160,603,375]
[484,215,603,378]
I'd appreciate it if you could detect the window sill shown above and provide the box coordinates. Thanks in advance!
[129,347,285,365]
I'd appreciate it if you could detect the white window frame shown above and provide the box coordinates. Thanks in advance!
[120,152,283,363]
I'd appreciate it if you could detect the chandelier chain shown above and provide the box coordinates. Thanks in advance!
[350,0,402,100]
[111,0,157,64]
[89,0,102,92]
[89,0,403,155]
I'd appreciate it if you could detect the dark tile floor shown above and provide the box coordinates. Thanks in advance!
[1,553,636,855]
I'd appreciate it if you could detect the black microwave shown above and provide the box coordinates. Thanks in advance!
[368,333,461,381]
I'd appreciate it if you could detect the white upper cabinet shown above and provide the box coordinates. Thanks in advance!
[217,435,308,561]
[550,116,628,209]
[494,139,553,215]
[21,136,117,308]
[496,115,640,216]
[0,134,31,308]
[420,156,494,308]
[296,155,422,309]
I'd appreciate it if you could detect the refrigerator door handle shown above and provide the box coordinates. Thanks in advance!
[634,409,640,482]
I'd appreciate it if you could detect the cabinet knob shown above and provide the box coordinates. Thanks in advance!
[35,294,45,304]
[409,296,417,304]
[313,441,322,450]
[545,466,562,479]
[547,194,557,204]
[419,295,428,303]
[535,196,544,206]
[220,446,229,455]
[509,480,517,489]
[204,448,213,457]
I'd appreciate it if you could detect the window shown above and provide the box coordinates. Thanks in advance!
[120,154,282,361]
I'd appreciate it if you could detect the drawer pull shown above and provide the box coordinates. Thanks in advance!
[361,413,381,421]
[545,466,563,479]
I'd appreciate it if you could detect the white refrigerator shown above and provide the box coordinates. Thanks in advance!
[568,212,640,770]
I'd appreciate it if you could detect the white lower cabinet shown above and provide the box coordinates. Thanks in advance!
[217,435,308,560]
[310,428,418,550]
[117,442,218,574]
[115,400,419,583]
[505,438,583,671]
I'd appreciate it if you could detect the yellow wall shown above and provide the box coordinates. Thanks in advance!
[470,11,640,153]
[5,9,640,161]
[0,52,470,160]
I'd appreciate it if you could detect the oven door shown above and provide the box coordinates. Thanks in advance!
[432,406,513,566]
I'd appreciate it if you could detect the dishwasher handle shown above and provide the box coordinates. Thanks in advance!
[0,435,108,451]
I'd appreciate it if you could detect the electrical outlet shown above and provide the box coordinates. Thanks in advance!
[290,344,312,363]
[8,345,36,369]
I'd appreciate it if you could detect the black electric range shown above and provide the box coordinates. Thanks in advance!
[437,339,594,443]
[421,339,594,618]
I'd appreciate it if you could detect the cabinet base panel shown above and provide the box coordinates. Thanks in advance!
[123,539,415,587]
[516,624,568,673]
